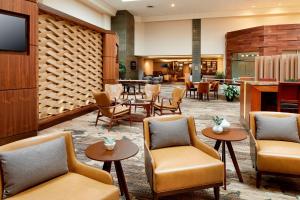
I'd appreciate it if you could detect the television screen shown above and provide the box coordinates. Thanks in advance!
[0,12,28,52]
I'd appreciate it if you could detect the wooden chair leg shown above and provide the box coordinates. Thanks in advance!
[108,118,113,130]
[256,171,262,188]
[95,109,101,126]
[207,92,210,101]
[214,187,220,200]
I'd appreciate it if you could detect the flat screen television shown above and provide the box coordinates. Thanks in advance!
[0,11,28,52]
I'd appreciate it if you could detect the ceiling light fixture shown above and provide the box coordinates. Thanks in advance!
[171,3,175,7]
[147,5,154,8]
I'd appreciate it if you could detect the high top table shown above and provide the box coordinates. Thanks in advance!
[202,127,247,190]
[85,139,139,200]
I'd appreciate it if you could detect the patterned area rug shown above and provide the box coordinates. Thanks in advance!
[39,84,300,200]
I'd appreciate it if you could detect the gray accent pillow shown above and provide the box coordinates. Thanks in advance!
[149,118,191,150]
[255,115,300,143]
[0,137,69,198]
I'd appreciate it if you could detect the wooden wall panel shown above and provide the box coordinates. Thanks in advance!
[38,12,103,119]
[103,33,119,84]
[0,46,37,90]
[0,0,38,144]
[226,24,300,79]
[0,89,37,139]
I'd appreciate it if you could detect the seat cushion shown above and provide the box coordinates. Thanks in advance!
[7,173,119,200]
[154,102,177,110]
[257,140,300,175]
[151,146,223,193]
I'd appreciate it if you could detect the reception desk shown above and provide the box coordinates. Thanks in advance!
[240,81,278,128]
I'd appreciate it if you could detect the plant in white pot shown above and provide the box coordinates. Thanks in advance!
[212,116,224,134]
[103,137,116,151]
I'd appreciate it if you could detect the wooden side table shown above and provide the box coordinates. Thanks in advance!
[85,139,139,200]
[202,127,247,190]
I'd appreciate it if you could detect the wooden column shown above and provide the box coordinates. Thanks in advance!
[0,0,38,145]
[103,33,119,84]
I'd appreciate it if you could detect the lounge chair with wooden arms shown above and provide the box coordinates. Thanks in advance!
[139,84,161,113]
[92,90,132,129]
[143,115,224,200]
[153,87,185,116]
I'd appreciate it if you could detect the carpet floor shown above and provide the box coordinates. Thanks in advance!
[39,84,300,200]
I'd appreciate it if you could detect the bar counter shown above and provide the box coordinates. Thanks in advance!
[240,81,278,129]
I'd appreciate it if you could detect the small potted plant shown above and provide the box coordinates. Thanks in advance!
[212,116,224,134]
[119,62,126,80]
[103,137,116,151]
[215,72,225,83]
[223,84,239,102]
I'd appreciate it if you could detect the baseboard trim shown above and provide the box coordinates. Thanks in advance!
[38,104,97,130]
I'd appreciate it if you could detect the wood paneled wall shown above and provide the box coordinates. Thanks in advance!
[0,0,38,144]
[103,33,119,84]
[226,24,300,79]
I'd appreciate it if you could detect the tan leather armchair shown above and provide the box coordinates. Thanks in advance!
[143,115,224,200]
[92,90,132,129]
[0,132,119,200]
[153,87,185,115]
[249,111,300,188]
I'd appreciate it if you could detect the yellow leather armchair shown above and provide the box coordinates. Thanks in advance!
[0,132,119,200]
[249,111,300,188]
[143,115,224,200]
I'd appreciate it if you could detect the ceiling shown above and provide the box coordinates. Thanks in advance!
[102,0,300,22]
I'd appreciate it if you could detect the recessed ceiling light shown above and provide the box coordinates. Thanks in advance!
[171,3,175,7]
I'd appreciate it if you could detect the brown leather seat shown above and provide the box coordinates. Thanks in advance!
[249,111,300,188]
[143,115,223,200]
[0,132,119,200]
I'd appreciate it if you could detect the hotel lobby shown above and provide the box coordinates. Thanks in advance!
[1,0,300,200]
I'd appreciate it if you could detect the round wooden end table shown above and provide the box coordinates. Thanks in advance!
[202,127,247,190]
[85,139,139,200]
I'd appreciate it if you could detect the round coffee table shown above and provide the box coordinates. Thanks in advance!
[85,139,139,200]
[122,99,152,122]
[202,127,247,190]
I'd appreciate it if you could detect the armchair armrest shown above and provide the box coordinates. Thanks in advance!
[192,136,221,160]
[72,160,113,185]
[144,142,155,188]
[249,130,258,168]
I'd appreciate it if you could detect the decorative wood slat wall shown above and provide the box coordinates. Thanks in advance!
[38,12,103,119]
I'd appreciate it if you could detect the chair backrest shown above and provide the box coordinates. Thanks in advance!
[171,87,185,107]
[0,132,77,198]
[185,81,194,90]
[143,115,196,148]
[92,90,112,116]
[210,81,219,91]
[249,111,300,139]
[144,84,160,100]
[197,82,209,93]
[105,84,123,100]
